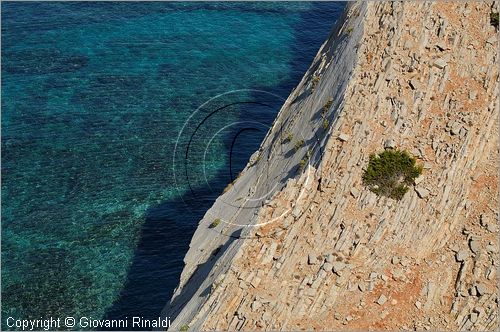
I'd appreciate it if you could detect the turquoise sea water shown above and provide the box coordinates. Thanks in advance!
[1,2,344,329]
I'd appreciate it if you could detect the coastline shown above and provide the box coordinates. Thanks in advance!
[1,2,344,326]
[163,1,499,330]
[162,2,367,329]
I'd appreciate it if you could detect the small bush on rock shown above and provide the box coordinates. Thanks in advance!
[299,156,308,171]
[282,130,294,144]
[209,218,221,228]
[491,12,499,29]
[311,75,320,90]
[294,139,305,151]
[322,119,330,130]
[362,149,422,200]
[322,98,333,116]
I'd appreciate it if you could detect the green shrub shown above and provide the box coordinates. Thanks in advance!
[362,149,422,200]
[299,150,312,171]
[294,139,305,151]
[491,12,499,29]
[209,218,221,228]
[311,75,320,90]
[282,130,294,144]
[322,119,330,130]
[299,157,308,171]
[179,325,189,331]
[322,98,333,116]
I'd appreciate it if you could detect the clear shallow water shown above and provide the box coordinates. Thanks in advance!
[1,2,344,329]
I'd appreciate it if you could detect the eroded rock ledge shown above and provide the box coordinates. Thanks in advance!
[164,1,499,330]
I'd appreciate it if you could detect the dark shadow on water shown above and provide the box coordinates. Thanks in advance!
[102,191,220,329]
[103,2,345,329]
[160,227,242,324]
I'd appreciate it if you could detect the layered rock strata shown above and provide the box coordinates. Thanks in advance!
[165,1,499,330]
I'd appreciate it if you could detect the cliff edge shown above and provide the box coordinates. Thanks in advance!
[164,1,499,330]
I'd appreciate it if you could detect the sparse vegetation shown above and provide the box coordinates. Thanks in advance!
[180,325,189,331]
[299,150,312,171]
[321,99,333,131]
[294,139,305,151]
[362,149,422,201]
[311,75,320,90]
[322,98,333,116]
[322,119,330,130]
[299,156,308,171]
[209,218,221,228]
[282,130,294,144]
[491,12,499,29]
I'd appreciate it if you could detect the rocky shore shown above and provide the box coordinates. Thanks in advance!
[163,1,499,330]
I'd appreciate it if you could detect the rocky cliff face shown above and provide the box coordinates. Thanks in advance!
[165,1,499,330]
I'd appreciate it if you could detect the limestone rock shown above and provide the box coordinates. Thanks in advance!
[376,294,388,305]
[322,262,334,272]
[486,35,497,45]
[475,283,489,296]
[409,78,421,90]
[479,214,489,227]
[384,139,396,149]
[486,244,496,253]
[392,268,405,280]
[415,186,430,199]
[456,250,468,262]
[400,257,410,267]
[486,223,496,233]
[251,300,262,312]
[248,150,261,166]
[436,42,448,51]
[469,240,480,254]
[486,267,496,280]
[325,254,335,263]
[332,261,346,275]
[308,254,318,265]
[450,122,462,135]
[433,58,447,69]
[414,175,424,185]
[338,133,350,142]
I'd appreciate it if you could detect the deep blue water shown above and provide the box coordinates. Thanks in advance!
[1,2,344,330]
